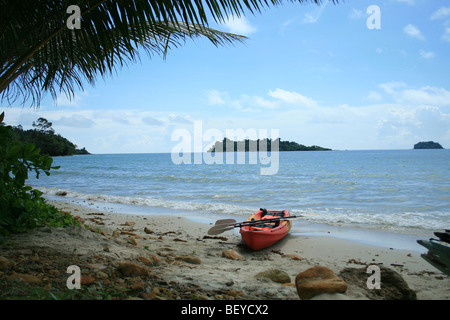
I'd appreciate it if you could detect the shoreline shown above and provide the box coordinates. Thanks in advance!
[2,199,448,300]
[47,195,434,253]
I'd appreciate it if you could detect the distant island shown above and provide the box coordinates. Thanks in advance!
[8,117,90,156]
[208,138,332,152]
[413,141,444,149]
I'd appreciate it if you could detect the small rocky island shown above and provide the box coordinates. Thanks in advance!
[208,138,331,152]
[413,141,444,149]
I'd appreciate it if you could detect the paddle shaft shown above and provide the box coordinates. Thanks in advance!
[217,215,299,227]
[208,215,299,235]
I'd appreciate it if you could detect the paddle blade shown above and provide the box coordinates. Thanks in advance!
[214,219,237,225]
[207,225,235,235]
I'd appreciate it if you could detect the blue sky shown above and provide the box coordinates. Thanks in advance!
[2,0,450,153]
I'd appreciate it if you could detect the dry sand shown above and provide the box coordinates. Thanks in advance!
[4,200,449,301]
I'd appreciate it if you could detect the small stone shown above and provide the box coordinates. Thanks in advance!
[117,262,149,277]
[282,283,296,287]
[128,277,146,291]
[226,290,244,298]
[175,255,201,265]
[255,269,291,284]
[121,230,137,236]
[138,256,153,265]
[222,249,244,260]
[295,266,347,300]
[128,237,138,246]
[139,255,162,266]
[6,272,42,284]
[0,256,14,271]
[80,276,96,285]
[96,271,109,279]
[123,221,136,226]
[141,292,157,299]
[284,254,303,261]
[149,255,162,265]
[225,280,234,286]
[144,227,154,234]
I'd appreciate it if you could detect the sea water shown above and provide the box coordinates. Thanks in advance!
[29,149,450,250]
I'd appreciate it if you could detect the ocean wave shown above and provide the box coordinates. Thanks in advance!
[37,186,449,235]
[37,186,255,217]
[290,208,449,234]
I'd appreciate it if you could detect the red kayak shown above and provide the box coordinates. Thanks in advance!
[240,209,292,250]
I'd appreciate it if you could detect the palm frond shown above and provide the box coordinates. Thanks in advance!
[0,0,335,107]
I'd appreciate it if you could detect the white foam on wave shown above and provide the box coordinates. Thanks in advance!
[290,207,449,235]
[37,186,254,217]
[37,186,448,235]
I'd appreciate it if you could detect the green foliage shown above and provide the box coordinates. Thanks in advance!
[413,141,444,149]
[10,117,89,156]
[0,112,79,242]
[0,1,335,107]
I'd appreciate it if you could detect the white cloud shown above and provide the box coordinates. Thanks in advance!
[247,96,279,109]
[366,91,383,101]
[283,19,294,27]
[377,105,450,144]
[379,82,407,95]
[303,2,328,24]
[268,88,318,108]
[5,79,450,153]
[54,91,88,107]
[348,9,363,20]
[207,89,226,105]
[374,83,450,147]
[442,27,450,42]
[53,114,96,128]
[429,8,450,42]
[168,114,193,124]
[223,16,257,36]
[431,7,450,20]
[206,89,315,111]
[401,87,450,106]
[419,50,435,59]
[142,116,164,126]
[403,24,425,40]
[380,82,450,107]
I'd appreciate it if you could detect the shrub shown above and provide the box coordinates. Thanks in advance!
[0,112,78,242]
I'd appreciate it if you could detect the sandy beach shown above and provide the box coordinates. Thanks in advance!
[1,199,449,302]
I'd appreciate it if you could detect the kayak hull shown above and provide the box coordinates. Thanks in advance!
[240,209,292,250]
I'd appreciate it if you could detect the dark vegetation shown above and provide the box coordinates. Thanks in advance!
[208,138,332,152]
[10,117,90,156]
[0,112,80,242]
[413,141,444,149]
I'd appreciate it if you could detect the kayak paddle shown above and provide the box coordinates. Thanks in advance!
[207,215,300,235]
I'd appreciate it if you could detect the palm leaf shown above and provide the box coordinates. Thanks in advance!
[0,0,335,107]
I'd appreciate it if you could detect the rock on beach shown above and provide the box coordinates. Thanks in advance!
[339,266,417,300]
[255,269,291,284]
[116,262,149,277]
[295,266,348,300]
[222,249,244,261]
